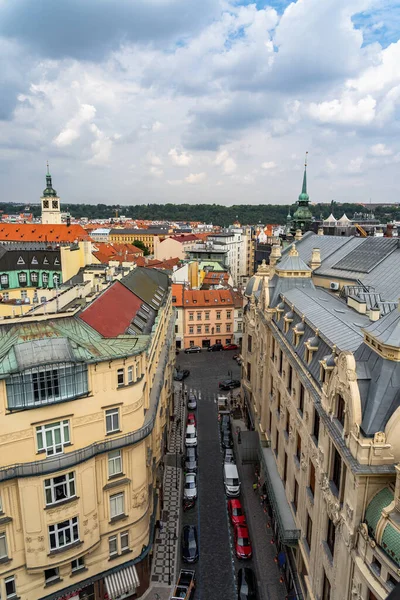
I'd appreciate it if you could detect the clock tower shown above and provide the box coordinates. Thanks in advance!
[41,162,62,225]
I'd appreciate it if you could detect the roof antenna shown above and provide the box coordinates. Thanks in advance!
[47,161,50,175]
[305,151,308,169]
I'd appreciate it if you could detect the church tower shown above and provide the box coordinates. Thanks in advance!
[41,163,62,225]
[291,152,313,233]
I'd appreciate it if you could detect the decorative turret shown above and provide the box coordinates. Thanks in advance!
[291,152,313,234]
[310,247,321,270]
[41,162,62,225]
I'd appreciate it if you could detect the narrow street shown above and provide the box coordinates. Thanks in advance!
[177,351,241,599]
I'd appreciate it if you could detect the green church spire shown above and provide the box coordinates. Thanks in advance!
[43,161,58,197]
[298,151,309,202]
[291,152,312,233]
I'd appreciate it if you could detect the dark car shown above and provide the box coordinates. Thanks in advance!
[220,414,231,433]
[219,379,241,390]
[174,369,190,381]
[185,345,202,354]
[182,446,198,473]
[181,525,199,563]
[221,430,233,449]
[237,567,258,600]
[207,343,224,352]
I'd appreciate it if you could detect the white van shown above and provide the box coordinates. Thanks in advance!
[223,463,240,497]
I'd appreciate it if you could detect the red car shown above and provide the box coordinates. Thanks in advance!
[187,413,196,426]
[228,499,246,527]
[234,524,252,559]
[223,344,239,351]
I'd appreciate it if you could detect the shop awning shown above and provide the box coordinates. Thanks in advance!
[105,565,139,599]
[261,446,300,545]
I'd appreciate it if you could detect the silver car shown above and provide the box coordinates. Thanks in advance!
[187,393,197,410]
[184,473,197,500]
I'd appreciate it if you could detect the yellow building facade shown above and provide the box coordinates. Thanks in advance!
[0,272,174,600]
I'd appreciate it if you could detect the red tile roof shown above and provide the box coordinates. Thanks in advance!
[183,288,234,306]
[93,242,144,264]
[169,234,199,243]
[172,283,184,307]
[0,223,89,243]
[79,281,142,337]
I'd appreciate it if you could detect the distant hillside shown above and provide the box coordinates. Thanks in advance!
[1,202,398,225]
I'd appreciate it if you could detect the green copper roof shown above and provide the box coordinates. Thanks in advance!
[381,522,400,567]
[0,317,149,377]
[42,171,58,197]
[365,487,394,538]
[298,166,309,202]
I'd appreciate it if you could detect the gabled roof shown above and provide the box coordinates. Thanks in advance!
[0,224,89,243]
[79,281,143,337]
[275,245,311,273]
[172,283,184,307]
[120,267,169,310]
[183,288,234,307]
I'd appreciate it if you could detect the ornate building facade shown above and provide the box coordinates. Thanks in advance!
[0,268,174,600]
[242,236,400,600]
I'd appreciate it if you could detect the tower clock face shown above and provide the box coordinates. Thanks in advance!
[43,200,49,209]
[52,200,58,209]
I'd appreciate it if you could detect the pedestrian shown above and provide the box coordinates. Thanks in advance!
[252,482,258,492]
[159,519,164,532]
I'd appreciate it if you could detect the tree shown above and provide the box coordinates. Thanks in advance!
[133,239,150,256]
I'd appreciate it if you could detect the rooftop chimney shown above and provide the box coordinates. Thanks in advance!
[310,248,321,270]
[269,244,282,267]
[295,229,302,241]
[317,227,324,236]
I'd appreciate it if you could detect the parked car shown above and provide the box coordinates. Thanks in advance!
[187,393,197,410]
[228,499,246,526]
[181,525,199,563]
[184,345,202,354]
[183,473,197,501]
[182,446,198,473]
[223,463,241,497]
[223,343,239,351]
[185,424,198,447]
[187,412,196,426]
[219,379,241,390]
[207,343,224,352]
[237,567,258,600]
[174,369,190,381]
[234,524,252,559]
[220,414,231,432]
[224,448,236,464]
[221,430,233,449]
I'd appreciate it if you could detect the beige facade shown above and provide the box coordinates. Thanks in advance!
[153,236,198,261]
[0,278,174,599]
[242,244,400,600]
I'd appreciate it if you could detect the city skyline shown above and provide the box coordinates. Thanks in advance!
[1,0,400,205]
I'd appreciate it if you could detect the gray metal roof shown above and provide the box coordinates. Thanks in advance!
[281,232,354,264]
[268,274,315,306]
[276,250,311,272]
[355,343,400,435]
[331,237,398,274]
[364,307,400,347]
[282,287,369,351]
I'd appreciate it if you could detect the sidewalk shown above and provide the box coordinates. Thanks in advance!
[233,418,287,600]
[144,385,185,600]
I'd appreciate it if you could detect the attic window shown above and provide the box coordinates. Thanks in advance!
[205,298,209,303]
[283,311,294,333]
[319,354,335,384]
[293,322,305,346]
[172,296,177,302]
[304,336,319,364]
[193,299,197,304]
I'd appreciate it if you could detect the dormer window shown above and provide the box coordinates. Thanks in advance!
[283,311,294,333]
[319,354,335,384]
[276,302,285,322]
[293,322,305,346]
[304,336,319,363]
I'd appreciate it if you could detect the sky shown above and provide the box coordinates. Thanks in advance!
[0,0,400,206]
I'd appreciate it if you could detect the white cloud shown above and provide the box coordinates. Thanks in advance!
[169,147,193,166]
[309,95,376,125]
[347,156,364,173]
[167,179,183,185]
[369,143,392,156]
[149,166,163,177]
[185,172,206,183]
[214,150,236,174]
[152,121,163,132]
[325,158,337,172]
[261,161,276,169]
[146,151,163,166]
[53,103,96,147]
[88,123,112,165]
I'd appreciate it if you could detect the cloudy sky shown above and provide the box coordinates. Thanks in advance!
[1,0,400,206]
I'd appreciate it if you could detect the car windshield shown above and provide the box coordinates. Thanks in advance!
[227,478,239,486]
[238,537,250,546]
[233,507,243,516]
[187,432,195,438]
[186,481,196,488]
